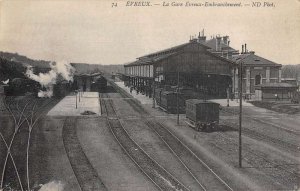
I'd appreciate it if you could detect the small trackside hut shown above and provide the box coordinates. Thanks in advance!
[73,73,107,92]
[185,99,220,131]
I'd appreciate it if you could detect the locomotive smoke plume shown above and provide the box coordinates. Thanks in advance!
[38,180,64,191]
[26,61,75,97]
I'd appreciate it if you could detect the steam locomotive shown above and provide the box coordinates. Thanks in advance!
[91,76,107,92]
[4,78,41,96]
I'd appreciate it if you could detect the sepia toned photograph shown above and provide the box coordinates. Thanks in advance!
[0,0,299,190]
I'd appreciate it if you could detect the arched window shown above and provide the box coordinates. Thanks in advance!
[255,75,262,85]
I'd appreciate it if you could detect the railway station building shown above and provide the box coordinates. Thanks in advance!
[123,32,284,101]
[231,50,282,99]
[123,33,237,99]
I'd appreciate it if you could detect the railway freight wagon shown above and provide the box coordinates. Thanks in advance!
[186,99,220,131]
[157,91,185,114]
[91,76,107,92]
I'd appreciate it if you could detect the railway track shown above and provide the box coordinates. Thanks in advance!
[4,96,108,191]
[101,96,189,191]
[62,117,108,191]
[214,132,300,178]
[222,107,300,136]
[207,131,300,189]
[145,120,233,191]
[1,96,59,190]
[103,80,234,190]
[223,120,300,153]
[221,109,300,153]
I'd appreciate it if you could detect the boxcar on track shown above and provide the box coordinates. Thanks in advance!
[185,99,220,131]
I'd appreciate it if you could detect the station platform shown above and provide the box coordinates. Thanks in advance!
[115,82,153,105]
[210,99,253,107]
[115,81,253,107]
[47,92,101,116]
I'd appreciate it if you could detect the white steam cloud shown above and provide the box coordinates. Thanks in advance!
[38,181,64,191]
[26,61,75,98]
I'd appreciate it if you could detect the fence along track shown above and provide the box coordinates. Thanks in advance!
[62,117,108,191]
[106,80,234,190]
[101,96,189,191]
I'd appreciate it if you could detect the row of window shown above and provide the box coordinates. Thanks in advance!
[125,65,153,77]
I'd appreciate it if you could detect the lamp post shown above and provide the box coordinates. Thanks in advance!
[78,90,81,102]
[152,66,156,108]
[75,90,78,109]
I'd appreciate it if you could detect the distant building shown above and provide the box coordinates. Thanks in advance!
[255,83,298,102]
[231,49,282,99]
[281,78,298,86]
[73,73,102,91]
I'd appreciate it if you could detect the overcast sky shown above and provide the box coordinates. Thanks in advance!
[0,0,299,65]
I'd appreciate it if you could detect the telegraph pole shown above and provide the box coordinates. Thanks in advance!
[152,68,155,108]
[239,61,243,168]
[177,70,180,125]
[227,87,230,107]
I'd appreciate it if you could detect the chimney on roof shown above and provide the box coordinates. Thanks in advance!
[245,43,247,53]
[223,36,229,45]
[249,51,255,54]
[190,35,198,43]
[216,36,222,51]
[228,41,230,46]
[242,45,244,54]
[198,31,206,43]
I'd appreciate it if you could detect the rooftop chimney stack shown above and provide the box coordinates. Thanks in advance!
[245,43,247,53]
[198,30,207,43]
[242,45,244,54]
[216,36,222,51]
[223,36,229,45]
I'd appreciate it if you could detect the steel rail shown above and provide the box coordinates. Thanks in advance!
[102,96,190,191]
[155,121,234,191]
[144,120,207,191]
[105,80,234,191]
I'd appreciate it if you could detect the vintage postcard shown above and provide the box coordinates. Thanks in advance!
[0,0,299,190]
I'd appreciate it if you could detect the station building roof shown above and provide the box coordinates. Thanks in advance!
[232,52,282,67]
[74,72,102,77]
[125,39,236,67]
